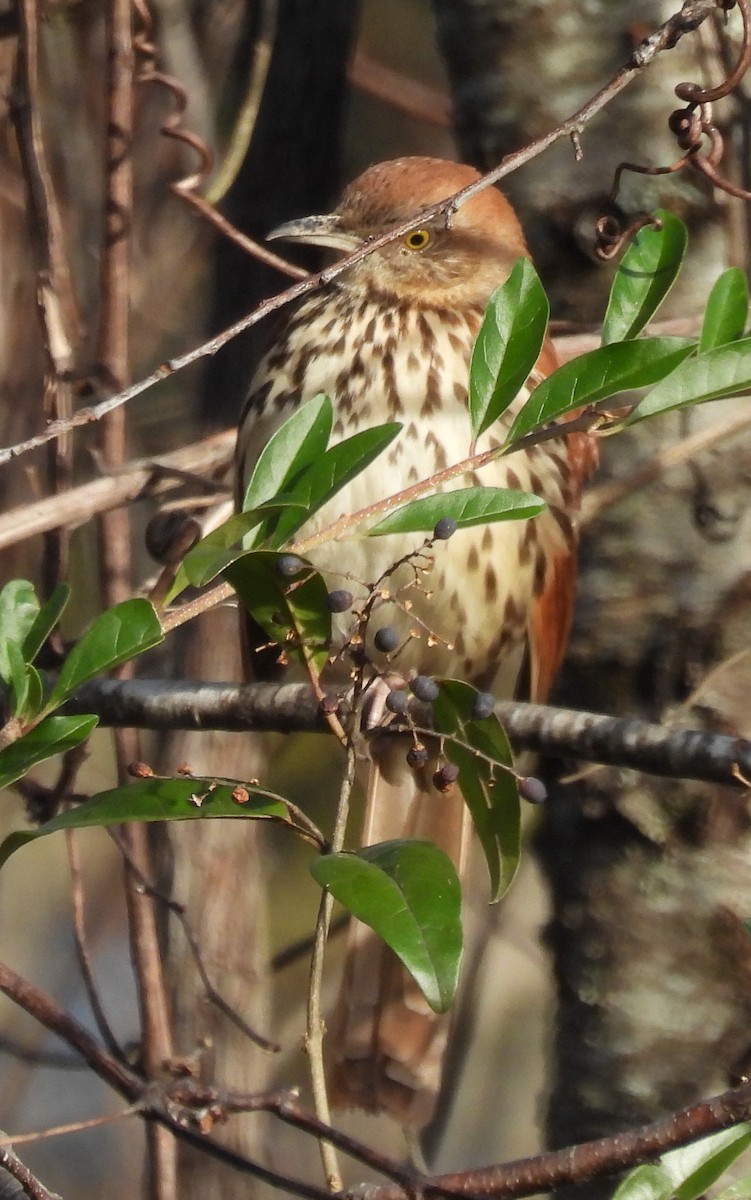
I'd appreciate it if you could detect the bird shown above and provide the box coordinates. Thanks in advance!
[235,156,597,1127]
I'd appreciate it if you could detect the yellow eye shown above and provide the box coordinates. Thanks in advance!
[404,229,431,251]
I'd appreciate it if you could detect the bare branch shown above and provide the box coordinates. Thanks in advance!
[0,1145,61,1200]
[0,0,727,471]
[0,429,234,553]
[65,679,751,788]
[2,955,751,1200]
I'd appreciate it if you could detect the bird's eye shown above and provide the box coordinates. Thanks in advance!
[403,229,431,251]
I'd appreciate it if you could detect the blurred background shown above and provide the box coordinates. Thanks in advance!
[2,2,751,1199]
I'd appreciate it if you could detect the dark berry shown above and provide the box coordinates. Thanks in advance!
[433,762,460,792]
[407,744,429,769]
[385,690,410,716]
[410,674,440,703]
[374,626,400,653]
[433,516,458,541]
[326,589,353,613]
[276,553,304,578]
[519,776,547,805]
[471,691,495,720]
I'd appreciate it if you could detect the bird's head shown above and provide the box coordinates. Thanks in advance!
[267,157,530,308]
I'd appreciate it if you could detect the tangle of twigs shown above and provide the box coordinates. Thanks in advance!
[595,0,751,256]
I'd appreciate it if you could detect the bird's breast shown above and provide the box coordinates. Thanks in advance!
[238,290,578,692]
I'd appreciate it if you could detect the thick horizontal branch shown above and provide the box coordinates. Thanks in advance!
[66,679,751,787]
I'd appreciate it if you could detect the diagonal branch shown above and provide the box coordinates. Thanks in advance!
[0,0,729,470]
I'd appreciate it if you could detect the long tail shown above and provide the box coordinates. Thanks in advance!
[329,736,470,1127]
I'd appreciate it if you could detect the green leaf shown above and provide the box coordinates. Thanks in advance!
[173,508,299,592]
[163,506,305,603]
[0,715,98,791]
[0,777,288,870]
[716,1175,751,1200]
[258,422,402,547]
[22,584,70,664]
[610,1164,674,1200]
[602,210,688,345]
[509,337,695,441]
[663,1125,751,1200]
[5,640,31,717]
[368,487,545,537]
[699,268,749,353]
[310,839,462,1013]
[17,665,44,724]
[627,335,751,425]
[224,551,331,673]
[48,599,164,708]
[0,581,39,684]
[241,393,332,512]
[470,259,550,440]
[432,680,520,900]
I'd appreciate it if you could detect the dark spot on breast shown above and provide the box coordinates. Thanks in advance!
[549,503,574,542]
[484,564,498,603]
[481,527,493,550]
[506,467,522,491]
[417,311,433,353]
[534,550,547,596]
[421,363,441,416]
[503,594,521,627]
[273,389,297,411]
[467,545,480,572]
[519,520,537,565]
[426,432,447,470]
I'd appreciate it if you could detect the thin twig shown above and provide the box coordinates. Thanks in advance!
[4,956,751,1200]
[305,741,359,1191]
[105,826,281,1053]
[0,0,725,470]
[65,828,124,1061]
[582,404,751,523]
[0,1147,61,1200]
[0,429,234,552]
[12,0,81,595]
[98,4,176,1194]
[271,914,349,972]
[206,0,279,203]
[0,1107,143,1148]
[348,50,451,127]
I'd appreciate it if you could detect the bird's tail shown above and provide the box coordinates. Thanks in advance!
[328,736,470,1127]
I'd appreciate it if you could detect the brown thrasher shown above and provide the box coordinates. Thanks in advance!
[236,157,597,1126]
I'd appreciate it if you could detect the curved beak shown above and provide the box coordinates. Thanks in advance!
[266,213,362,253]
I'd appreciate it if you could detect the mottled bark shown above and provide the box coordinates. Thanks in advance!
[430,0,751,1186]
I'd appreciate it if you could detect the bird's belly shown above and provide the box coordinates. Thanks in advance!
[300,416,564,691]
[240,294,572,691]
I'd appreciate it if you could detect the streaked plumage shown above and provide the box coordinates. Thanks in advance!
[236,156,597,1125]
